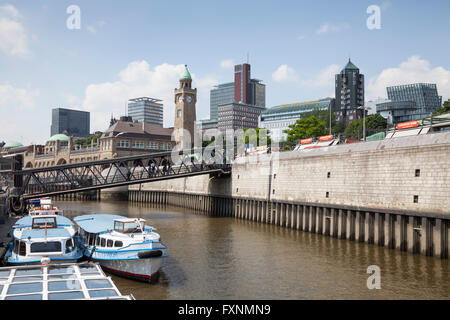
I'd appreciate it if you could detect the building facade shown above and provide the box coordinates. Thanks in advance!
[201,63,266,132]
[260,98,335,142]
[380,83,442,123]
[334,59,364,126]
[376,100,418,125]
[51,108,90,138]
[127,97,163,126]
[217,102,265,132]
[210,82,235,120]
[23,117,175,169]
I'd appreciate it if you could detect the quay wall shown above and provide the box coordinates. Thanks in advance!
[129,132,450,259]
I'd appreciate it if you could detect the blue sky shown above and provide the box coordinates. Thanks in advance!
[1,0,449,144]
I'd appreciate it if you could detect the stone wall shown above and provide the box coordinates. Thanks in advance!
[131,131,450,215]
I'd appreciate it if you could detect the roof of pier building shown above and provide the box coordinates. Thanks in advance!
[48,134,69,142]
[101,120,174,141]
[3,141,23,148]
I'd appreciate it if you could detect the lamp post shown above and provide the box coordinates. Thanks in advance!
[358,105,371,141]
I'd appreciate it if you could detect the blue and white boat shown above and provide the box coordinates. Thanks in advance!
[4,215,83,265]
[74,214,167,283]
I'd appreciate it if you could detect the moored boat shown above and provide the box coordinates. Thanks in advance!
[27,198,64,216]
[74,214,167,283]
[4,215,83,265]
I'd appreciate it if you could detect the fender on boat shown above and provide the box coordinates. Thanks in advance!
[137,250,163,259]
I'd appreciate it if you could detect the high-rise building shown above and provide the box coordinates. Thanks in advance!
[201,63,266,133]
[210,82,235,120]
[51,108,90,138]
[127,97,163,126]
[334,59,365,126]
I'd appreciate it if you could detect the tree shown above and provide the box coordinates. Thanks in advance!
[433,99,450,116]
[284,116,327,142]
[242,127,271,146]
[74,134,102,147]
[344,114,387,139]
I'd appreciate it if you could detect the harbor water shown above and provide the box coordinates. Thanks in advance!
[59,200,450,300]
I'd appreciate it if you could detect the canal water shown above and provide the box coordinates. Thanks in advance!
[59,200,450,300]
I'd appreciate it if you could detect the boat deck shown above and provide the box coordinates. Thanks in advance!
[0,262,134,300]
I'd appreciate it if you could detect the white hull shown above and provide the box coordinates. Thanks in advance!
[97,258,163,282]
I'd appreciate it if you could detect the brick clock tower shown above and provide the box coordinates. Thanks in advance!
[174,65,197,148]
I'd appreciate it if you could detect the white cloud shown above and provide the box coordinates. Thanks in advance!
[87,25,97,34]
[272,64,299,83]
[0,4,30,58]
[81,61,218,132]
[87,20,106,35]
[0,84,39,143]
[220,59,235,70]
[316,22,350,35]
[367,56,450,101]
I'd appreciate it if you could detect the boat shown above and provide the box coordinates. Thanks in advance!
[27,198,64,216]
[74,214,167,283]
[3,215,83,265]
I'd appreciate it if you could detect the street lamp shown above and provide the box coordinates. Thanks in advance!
[358,105,371,141]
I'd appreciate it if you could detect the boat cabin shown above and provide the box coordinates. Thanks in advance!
[113,218,146,234]
[10,215,77,260]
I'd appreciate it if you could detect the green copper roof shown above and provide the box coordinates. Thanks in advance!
[3,141,23,148]
[48,134,69,142]
[344,59,359,70]
[180,64,192,80]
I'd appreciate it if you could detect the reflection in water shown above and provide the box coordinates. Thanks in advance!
[60,200,450,300]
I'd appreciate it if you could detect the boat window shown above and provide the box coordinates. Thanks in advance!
[30,241,62,253]
[114,221,142,233]
[65,238,74,253]
[13,239,19,255]
[107,240,113,247]
[19,241,26,256]
[88,233,95,247]
[114,241,123,248]
[100,238,106,247]
[32,217,57,229]
[95,237,100,246]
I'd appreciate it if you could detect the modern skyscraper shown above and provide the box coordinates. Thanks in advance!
[128,97,163,126]
[50,108,90,138]
[334,59,365,126]
[202,63,266,134]
[210,82,235,120]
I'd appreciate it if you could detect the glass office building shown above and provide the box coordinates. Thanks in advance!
[260,98,335,142]
[127,97,163,126]
[385,83,442,122]
[51,108,90,138]
[210,83,235,120]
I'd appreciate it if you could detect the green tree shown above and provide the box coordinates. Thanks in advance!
[242,127,271,146]
[74,134,102,147]
[344,114,387,140]
[284,116,327,142]
[433,99,450,116]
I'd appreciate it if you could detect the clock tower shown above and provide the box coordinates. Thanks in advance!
[174,64,197,148]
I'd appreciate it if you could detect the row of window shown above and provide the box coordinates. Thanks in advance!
[116,140,171,150]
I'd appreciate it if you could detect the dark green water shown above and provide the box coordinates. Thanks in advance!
[59,200,450,300]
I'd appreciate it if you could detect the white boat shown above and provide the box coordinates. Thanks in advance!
[4,215,83,265]
[74,214,167,283]
[27,198,64,216]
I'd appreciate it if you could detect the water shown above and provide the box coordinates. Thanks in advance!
[59,200,450,300]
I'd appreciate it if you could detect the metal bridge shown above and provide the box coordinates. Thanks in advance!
[0,148,231,214]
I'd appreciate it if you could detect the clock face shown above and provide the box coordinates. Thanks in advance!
[186,96,193,103]
[178,95,183,103]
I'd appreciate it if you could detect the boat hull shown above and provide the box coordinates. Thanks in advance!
[95,257,163,283]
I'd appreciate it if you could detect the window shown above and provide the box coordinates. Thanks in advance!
[177,109,182,118]
[100,238,106,247]
[66,238,74,253]
[132,141,144,149]
[116,140,129,148]
[414,195,419,203]
[107,240,113,248]
[114,241,123,248]
[19,241,26,256]
[30,241,61,253]
[415,169,420,177]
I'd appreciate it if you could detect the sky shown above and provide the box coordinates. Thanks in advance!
[0,0,449,145]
